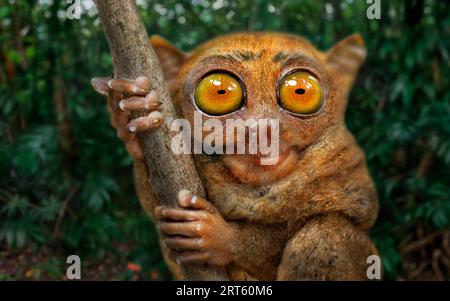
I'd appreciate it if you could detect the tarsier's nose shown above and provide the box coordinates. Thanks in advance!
[241,115,280,157]
[256,122,273,145]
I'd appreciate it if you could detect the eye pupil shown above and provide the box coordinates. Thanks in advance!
[295,88,305,95]
[279,71,323,115]
[195,72,243,115]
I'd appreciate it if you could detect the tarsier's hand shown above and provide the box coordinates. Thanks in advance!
[91,76,163,161]
[155,190,237,267]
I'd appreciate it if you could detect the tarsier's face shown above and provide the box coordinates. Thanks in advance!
[154,33,366,185]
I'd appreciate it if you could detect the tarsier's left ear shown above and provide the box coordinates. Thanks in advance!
[150,35,187,82]
[326,34,367,87]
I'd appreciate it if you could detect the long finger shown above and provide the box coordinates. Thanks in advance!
[128,111,163,133]
[163,237,205,251]
[178,190,217,213]
[155,207,207,222]
[119,91,161,112]
[108,78,149,95]
[172,251,210,265]
[91,77,111,96]
[159,222,203,238]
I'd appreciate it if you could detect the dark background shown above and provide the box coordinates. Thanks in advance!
[0,0,449,280]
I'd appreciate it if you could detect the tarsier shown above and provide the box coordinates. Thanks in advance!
[92,32,379,280]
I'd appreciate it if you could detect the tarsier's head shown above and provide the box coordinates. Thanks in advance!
[152,32,366,186]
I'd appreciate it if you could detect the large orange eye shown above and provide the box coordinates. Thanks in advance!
[194,73,243,115]
[279,71,323,115]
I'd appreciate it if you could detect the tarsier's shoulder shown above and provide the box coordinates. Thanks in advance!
[292,127,378,229]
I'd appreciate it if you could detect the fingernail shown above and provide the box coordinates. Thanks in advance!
[107,80,113,89]
[178,189,191,204]
[147,100,162,110]
[136,76,150,89]
[146,90,158,100]
[129,125,137,132]
[118,100,126,111]
[148,111,162,118]
[134,86,148,95]
[148,111,163,125]
[191,195,198,205]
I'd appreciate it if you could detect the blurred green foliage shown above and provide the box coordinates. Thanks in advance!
[0,0,449,280]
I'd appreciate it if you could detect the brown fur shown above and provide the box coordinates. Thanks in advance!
[134,32,379,280]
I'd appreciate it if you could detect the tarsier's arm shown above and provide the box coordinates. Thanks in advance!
[277,213,377,280]
[92,76,286,279]
[135,158,287,279]
[136,145,376,280]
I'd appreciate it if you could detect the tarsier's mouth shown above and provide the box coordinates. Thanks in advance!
[222,147,299,185]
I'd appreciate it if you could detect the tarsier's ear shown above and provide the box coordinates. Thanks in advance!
[326,34,367,87]
[150,35,187,82]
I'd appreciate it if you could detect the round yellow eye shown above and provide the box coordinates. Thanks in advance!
[194,73,243,115]
[279,71,323,115]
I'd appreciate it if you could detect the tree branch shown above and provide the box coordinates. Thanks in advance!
[93,0,228,280]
